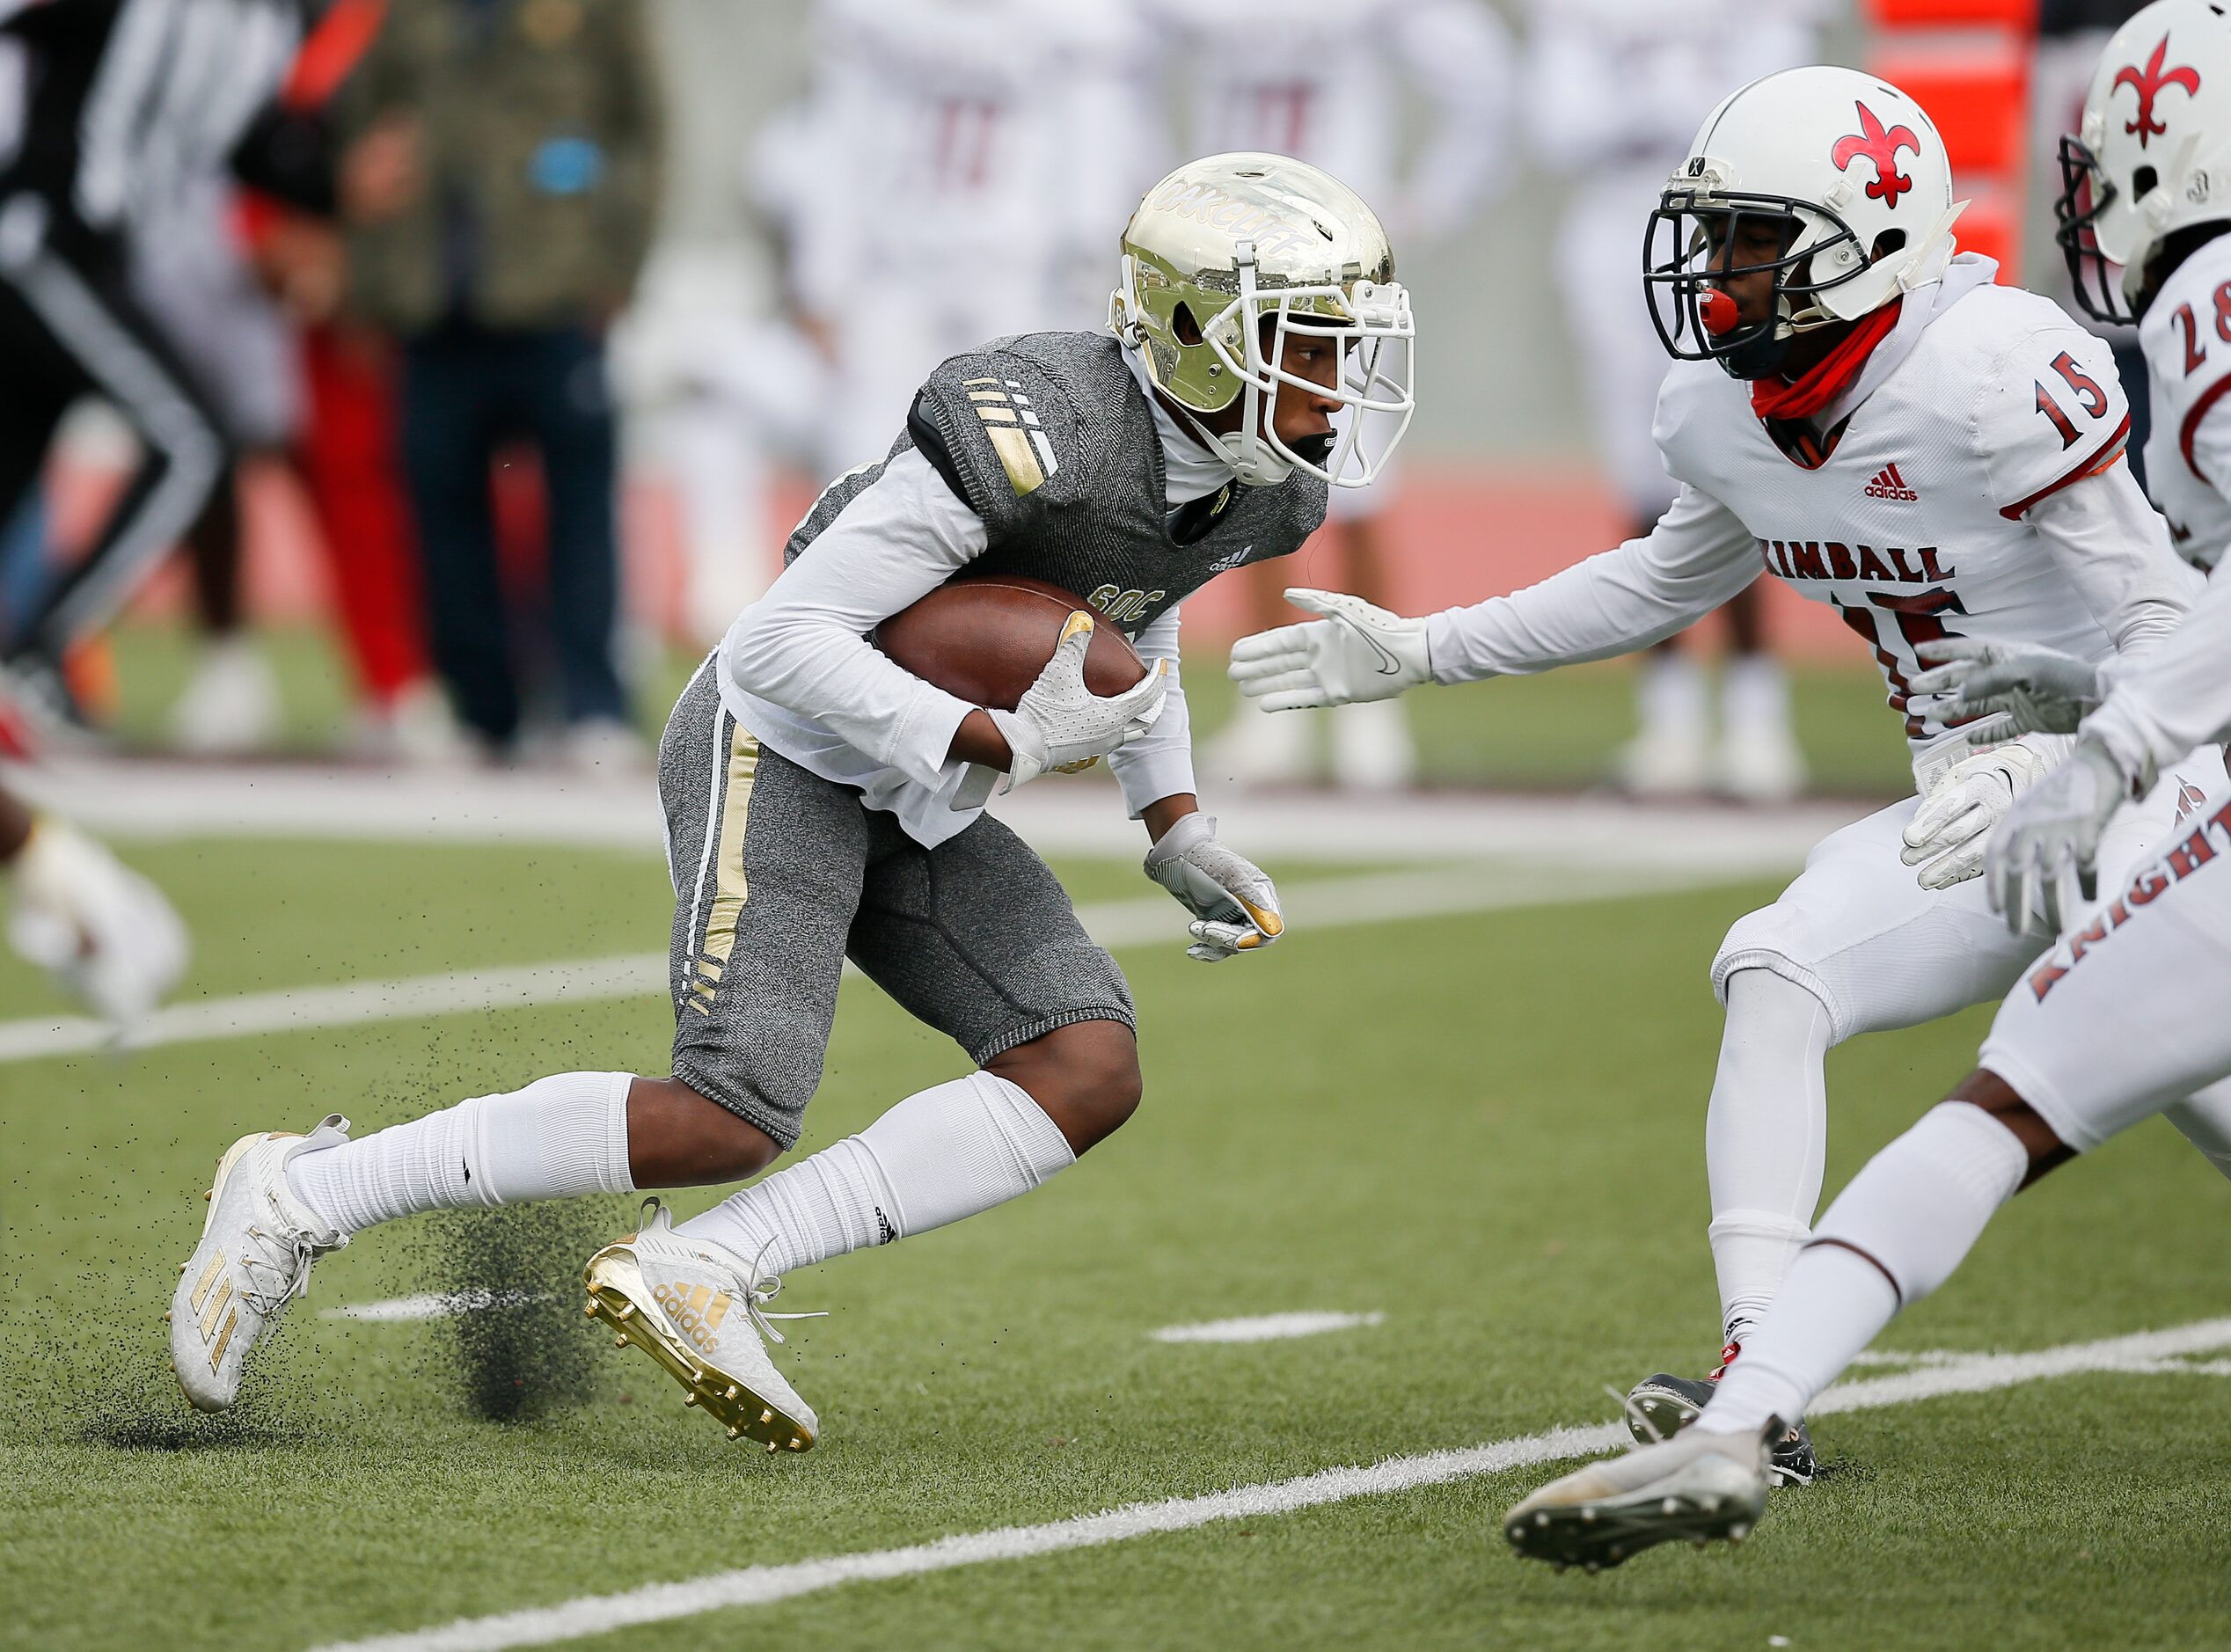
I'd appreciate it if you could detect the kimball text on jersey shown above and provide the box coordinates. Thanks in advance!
[1757,541,1956,584]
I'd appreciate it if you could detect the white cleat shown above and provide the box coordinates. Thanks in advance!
[1200,694,1317,788]
[583,1200,819,1453]
[168,637,282,756]
[168,1116,350,1411]
[1614,724,1713,798]
[1715,658,1808,803]
[9,818,189,1027]
[1329,698,1417,792]
[1715,722,1809,803]
[556,716,651,775]
[1503,1420,1776,1571]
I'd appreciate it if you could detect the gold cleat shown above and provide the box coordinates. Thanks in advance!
[582,1235,816,1455]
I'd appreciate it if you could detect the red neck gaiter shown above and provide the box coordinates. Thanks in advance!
[1749,298,1903,422]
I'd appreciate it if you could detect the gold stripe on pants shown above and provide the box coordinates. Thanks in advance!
[688,725,759,1015]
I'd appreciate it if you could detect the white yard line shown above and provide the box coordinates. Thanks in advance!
[0,862,1710,1065]
[1150,1312,1386,1344]
[307,1317,2231,1652]
[4,753,1865,866]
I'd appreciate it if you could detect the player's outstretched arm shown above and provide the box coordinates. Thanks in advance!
[1986,567,2231,937]
[1231,483,1763,710]
[2082,556,2231,790]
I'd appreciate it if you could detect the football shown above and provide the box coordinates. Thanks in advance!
[874,575,1147,711]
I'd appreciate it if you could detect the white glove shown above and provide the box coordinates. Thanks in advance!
[1899,741,2052,890]
[1225,588,1433,711]
[8,816,189,1027]
[1985,737,2133,939]
[1141,811,1284,961]
[990,612,1169,793]
[1910,638,2104,739]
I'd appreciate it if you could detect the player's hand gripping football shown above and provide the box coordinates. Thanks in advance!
[991,612,1169,792]
[1986,737,2133,939]
[1910,638,2105,738]
[1142,812,1284,961]
[1226,588,1432,710]
[1900,740,2052,890]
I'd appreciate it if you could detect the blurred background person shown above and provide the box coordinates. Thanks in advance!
[1164,0,1515,792]
[334,0,662,768]
[1523,0,1823,803]
[243,0,461,763]
[787,0,1154,484]
[0,0,310,727]
[608,99,831,653]
[129,164,299,754]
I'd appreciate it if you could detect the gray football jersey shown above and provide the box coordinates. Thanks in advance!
[784,331,1328,639]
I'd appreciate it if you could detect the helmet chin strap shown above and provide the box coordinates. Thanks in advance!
[1169,391,1291,486]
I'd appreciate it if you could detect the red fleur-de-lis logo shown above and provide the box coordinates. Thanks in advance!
[2112,34,2202,150]
[1832,100,1923,209]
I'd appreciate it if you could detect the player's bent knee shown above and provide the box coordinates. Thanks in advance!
[1946,1068,2075,1189]
[626,1075,784,1187]
[986,1018,1142,1155]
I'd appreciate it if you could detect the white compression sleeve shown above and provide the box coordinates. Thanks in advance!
[1698,1100,2028,1434]
[285,1071,637,1236]
[1421,483,1760,684]
[2088,558,2231,783]
[674,1072,1076,1276]
[1706,969,1833,1345]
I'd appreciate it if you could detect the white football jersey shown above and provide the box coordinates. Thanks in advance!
[792,0,1146,301]
[1518,0,1831,175]
[1138,0,1511,238]
[2139,232,2231,574]
[1657,273,2150,749]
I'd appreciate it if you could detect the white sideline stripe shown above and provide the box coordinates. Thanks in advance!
[307,1317,2231,1652]
[1151,1312,1385,1343]
[320,1291,545,1322]
[0,862,1707,1065]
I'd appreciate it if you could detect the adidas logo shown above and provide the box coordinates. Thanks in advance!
[1864,463,1918,502]
[653,1277,735,1353]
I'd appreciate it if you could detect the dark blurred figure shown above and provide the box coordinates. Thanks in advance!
[244,0,462,763]
[335,0,663,767]
[0,0,315,721]
[2037,1,2158,489]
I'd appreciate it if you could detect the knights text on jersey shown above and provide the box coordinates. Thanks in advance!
[2140,236,2231,574]
[1654,283,2135,746]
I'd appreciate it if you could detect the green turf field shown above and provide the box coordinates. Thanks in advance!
[100,623,1920,797]
[4,832,2227,1652]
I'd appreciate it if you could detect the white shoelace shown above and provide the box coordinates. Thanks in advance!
[236,1187,338,1317]
[735,1236,827,1347]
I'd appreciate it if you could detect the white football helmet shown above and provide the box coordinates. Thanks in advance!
[1112,152,1415,489]
[1645,66,1964,379]
[2058,0,2231,323]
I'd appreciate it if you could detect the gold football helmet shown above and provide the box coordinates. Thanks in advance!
[1112,152,1415,489]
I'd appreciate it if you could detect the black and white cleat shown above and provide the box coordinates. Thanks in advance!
[1503,1420,1778,1571]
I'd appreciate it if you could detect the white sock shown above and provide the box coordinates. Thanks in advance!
[1637,651,1709,740]
[1706,969,1832,1344]
[285,1071,636,1235]
[675,1072,1075,1276]
[1698,1100,2027,1435]
[1721,654,1794,735]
